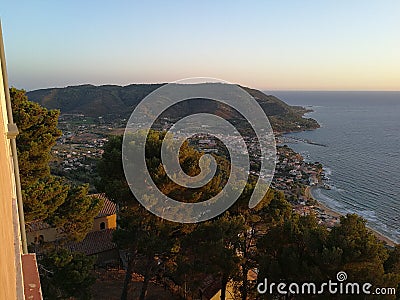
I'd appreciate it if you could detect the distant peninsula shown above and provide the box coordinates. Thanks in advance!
[27,84,319,133]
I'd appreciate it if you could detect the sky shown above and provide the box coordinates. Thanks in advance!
[1,1,399,91]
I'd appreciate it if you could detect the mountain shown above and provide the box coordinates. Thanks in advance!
[26,84,319,133]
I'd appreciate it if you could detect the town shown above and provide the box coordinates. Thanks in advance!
[51,113,339,228]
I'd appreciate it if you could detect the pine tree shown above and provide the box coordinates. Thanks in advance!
[97,131,228,299]
[40,248,96,300]
[11,87,69,221]
[11,88,101,239]
[189,212,245,299]
[47,184,103,241]
[11,88,101,299]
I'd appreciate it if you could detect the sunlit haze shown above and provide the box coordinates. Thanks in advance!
[1,1,399,91]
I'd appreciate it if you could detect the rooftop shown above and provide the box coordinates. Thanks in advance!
[93,194,117,218]
[67,228,117,256]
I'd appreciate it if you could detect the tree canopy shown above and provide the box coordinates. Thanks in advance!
[97,130,400,300]
[10,88,101,299]
[11,87,101,240]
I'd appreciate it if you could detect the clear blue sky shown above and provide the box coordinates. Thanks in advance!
[1,1,399,91]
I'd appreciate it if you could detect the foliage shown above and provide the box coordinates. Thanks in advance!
[97,129,400,299]
[40,248,96,300]
[11,87,67,221]
[188,213,245,299]
[11,87,62,185]
[257,213,400,299]
[96,135,133,205]
[11,88,100,298]
[27,83,320,132]
[11,88,102,238]
[97,131,217,299]
[47,184,103,241]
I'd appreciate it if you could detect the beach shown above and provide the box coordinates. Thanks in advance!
[305,186,397,248]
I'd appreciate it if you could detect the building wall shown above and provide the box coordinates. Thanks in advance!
[27,227,59,245]
[94,249,120,266]
[0,55,23,299]
[26,211,118,244]
[92,214,117,232]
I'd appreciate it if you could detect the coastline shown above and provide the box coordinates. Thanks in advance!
[281,104,397,249]
[305,186,397,248]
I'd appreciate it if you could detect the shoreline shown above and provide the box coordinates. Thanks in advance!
[281,108,397,249]
[305,186,397,248]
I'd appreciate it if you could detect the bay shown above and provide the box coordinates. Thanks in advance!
[269,91,400,244]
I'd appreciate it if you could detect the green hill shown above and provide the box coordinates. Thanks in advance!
[27,84,319,133]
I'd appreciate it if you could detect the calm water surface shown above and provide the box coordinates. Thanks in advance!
[269,91,400,243]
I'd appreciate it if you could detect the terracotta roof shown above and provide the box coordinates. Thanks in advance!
[92,194,117,218]
[67,228,117,255]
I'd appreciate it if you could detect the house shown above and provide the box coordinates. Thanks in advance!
[66,194,119,265]
[26,194,117,245]
[26,194,119,265]
[91,193,117,232]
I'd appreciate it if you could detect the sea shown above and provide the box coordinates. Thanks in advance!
[269,91,400,244]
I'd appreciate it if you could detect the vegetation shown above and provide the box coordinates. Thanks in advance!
[47,184,103,241]
[97,131,400,299]
[97,132,229,299]
[257,214,400,299]
[52,157,100,193]
[10,88,100,299]
[27,83,319,132]
[40,248,96,300]
[12,86,399,299]
[11,87,66,222]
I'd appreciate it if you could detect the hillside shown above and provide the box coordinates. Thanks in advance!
[27,84,319,133]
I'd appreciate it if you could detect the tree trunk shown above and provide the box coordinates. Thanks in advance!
[220,274,228,300]
[241,264,248,300]
[139,259,153,300]
[120,256,134,300]
[241,229,248,300]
